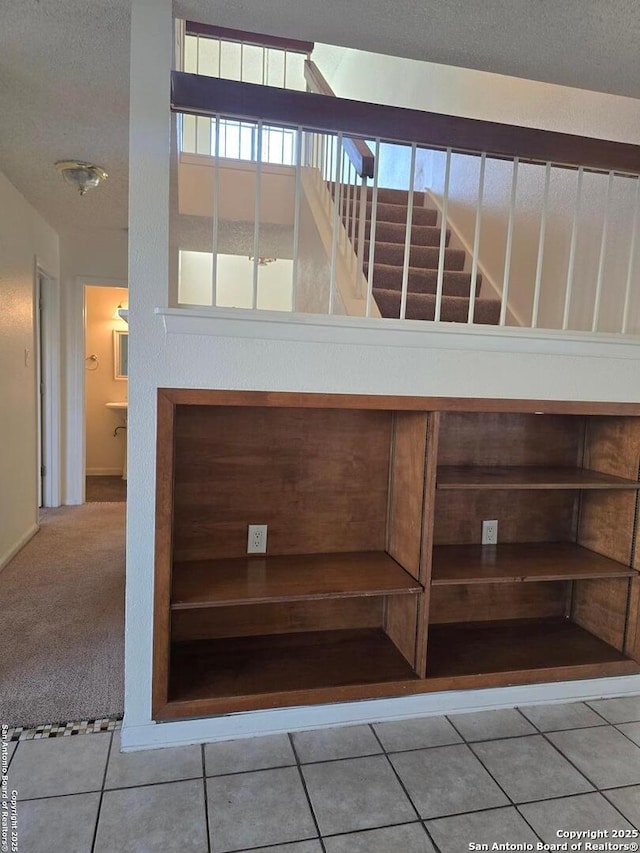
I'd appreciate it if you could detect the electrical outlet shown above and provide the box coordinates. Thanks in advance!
[247,524,268,554]
[482,519,498,545]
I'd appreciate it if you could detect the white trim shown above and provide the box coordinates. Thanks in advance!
[86,468,124,476]
[35,262,62,508]
[121,673,640,751]
[67,277,128,505]
[157,306,640,362]
[0,524,39,572]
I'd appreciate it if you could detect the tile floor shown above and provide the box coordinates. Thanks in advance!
[5,697,640,852]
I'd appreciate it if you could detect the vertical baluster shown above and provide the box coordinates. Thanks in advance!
[531,162,551,328]
[342,155,351,253]
[252,121,263,309]
[291,126,303,312]
[468,152,486,324]
[239,42,244,82]
[434,148,452,323]
[261,47,266,84]
[329,132,344,315]
[499,157,519,326]
[365,139,381,318]
[622,177,640,334]
[217,38,222,78]
[592,171,615,333]
[211,114,221,306]
[350,164,359,261]
[400,144,417,320]
[283,49,288,89]
[356,177,368,298]
[562,166,584,330]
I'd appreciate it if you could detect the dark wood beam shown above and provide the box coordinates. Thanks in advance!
[171,71,640,175]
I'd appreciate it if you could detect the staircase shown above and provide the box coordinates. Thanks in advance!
[342,187,501,324]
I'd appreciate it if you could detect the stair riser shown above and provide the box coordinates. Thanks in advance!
[364,265,482,297]
[365,242,466,271]
[373,289,501,324]
[340,202,438,227]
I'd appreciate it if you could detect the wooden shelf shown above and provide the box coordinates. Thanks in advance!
[436,466,640,490]
[171,551,422,609]
[431,542,637,585]
[427,618,636,679]
[169,628,419,703]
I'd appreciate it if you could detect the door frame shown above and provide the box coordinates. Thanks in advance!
[66,276,128,504]
[35,261,62,508]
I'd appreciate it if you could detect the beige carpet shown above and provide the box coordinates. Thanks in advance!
[0,503,125,727]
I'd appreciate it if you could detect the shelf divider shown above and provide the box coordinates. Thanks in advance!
[171,550,422,609]
[436,465,640,490]
[432,542,637,585]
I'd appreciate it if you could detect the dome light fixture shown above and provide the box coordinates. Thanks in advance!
[55,160,108,196]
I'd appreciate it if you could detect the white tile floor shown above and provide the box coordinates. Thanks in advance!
[5,697,640,852]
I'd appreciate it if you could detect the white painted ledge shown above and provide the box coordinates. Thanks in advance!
[121,673,640,751]
[157,306,640,361]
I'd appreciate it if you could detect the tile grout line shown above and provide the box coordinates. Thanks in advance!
[516,708,640,829]
[201,744,212,853]
[444,715,544,844]
[287,733,327,853]
[90,730,114,853]
[367,723,443,853]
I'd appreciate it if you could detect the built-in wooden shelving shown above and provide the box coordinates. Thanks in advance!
[171,551,422,609]
[169,628,419,706]
[153,391,640,721]
[431,542,637,585]
[427,618,640,680]
[436,466,640,490]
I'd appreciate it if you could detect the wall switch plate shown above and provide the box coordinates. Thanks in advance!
[482,519,498,545]
[247,524,268,554]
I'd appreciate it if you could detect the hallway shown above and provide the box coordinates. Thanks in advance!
[0,503,125,727]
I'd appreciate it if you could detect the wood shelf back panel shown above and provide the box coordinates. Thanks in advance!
[171,596,385,642]
[432,542,636,585]
[436,466,640,490]
[571,577,629,651]
[438,412,584,468]
[387,412,428,579]
[584,417,640,481]
[434,490,576,545]
[171,551,421,609]
[172,406,392,561]
[169,628,419,704]
[429,580,570,625]
[427,618,634,680]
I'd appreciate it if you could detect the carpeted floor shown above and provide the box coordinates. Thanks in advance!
[86,475,127,502]
[0,503,125,727]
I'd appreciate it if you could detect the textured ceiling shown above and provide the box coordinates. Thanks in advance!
[1,0,640,236]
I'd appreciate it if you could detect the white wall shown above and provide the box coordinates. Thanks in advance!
[312,45,640,333]
[0,171,59,568]
[124,2,640,749]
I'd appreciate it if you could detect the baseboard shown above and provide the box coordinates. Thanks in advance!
[86,468,123,476]
[0,523,40,572]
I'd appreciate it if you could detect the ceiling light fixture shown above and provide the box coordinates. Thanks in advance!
[55,160,108,195]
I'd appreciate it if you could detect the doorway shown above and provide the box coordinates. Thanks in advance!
[84,285,129,503]
[35,266,61,509]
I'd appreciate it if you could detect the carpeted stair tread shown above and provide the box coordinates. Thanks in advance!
[342,200,438,227]
[375,187,426,206]
[365,221,450,247]
[373,288,501,324]
[365,240,466,270]
[364,263,483,297]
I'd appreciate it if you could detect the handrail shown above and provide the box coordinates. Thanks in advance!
[171,71,640,175]
[304,60,375,179]
[185,21,314,56]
